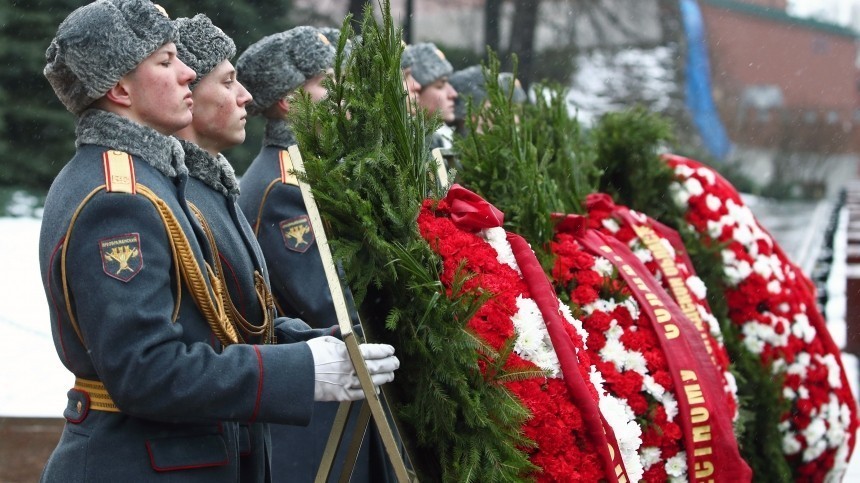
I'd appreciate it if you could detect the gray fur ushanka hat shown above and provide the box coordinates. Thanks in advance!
[44,0,178,115]
[449,65,528,120]
[174,14,236,89]
[400,42,453,87]
[236,26,335,116]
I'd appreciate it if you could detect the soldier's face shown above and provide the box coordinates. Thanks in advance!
[122,43,196,135]
[300,69,333,103]
[185,60,252,154]
[418,77,457,123]
[402,68,421,114]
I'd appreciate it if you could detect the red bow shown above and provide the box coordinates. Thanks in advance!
[444,184,505,231]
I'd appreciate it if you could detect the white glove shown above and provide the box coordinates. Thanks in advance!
[306,336,400,402]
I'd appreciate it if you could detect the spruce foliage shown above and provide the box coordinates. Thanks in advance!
[455,55,599,266]
[592,107,680,222]
[290,3,536,480]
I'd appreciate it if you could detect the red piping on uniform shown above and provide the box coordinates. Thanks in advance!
[46,237,70,365]
[145,440,229,472]
[249,345,264,423]
[218,253,246,317]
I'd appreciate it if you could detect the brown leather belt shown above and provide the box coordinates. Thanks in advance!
[74,377,120,412]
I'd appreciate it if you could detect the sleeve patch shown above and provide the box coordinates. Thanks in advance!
[100,233,143,282]
[280,216,315,253]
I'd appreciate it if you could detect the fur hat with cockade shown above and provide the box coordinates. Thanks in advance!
[236,26,335,116]
[400,42,453,87]
[174,14,236,89]
[44,0,178,114]
[449,65,528,120]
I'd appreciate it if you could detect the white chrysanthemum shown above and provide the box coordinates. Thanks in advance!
[724,260,752,286]
[483,227,521,274]
[621,350,648,375]
[782,433,803,455]
[669,182,690,209]
[803,418,827,448]
[593,257,614,277]
[620,297,641,321]
[686,276,707,300]
[840,401,853,428]
[696,167,716,185]
[791,314,816,344]
[605,320,624,341]
[723,371,738,406]
[662,392,679,420]
[659,238,677,261]
[584,298,617,315]
[721,248,737,266]
[767,280,782,294]
[741,322,769,354]
[707,219,724,239]
[640,446,662,470]
[685,177,704,196]
[770,254,786,281]
[733,223,754,247]
[821,354,844,389]
[633,247,653,264]
[602,217,621,233]
[600,339,627,370]
[558,302,588,344]
[674,164,696,179]
[698,305,722,339]
[783,386,797,400]
[642,374,666,399]
[803,438,828,463]
[705,193,722,212]
[826,440,851,482]
[594,377,644,483]
[664,451,687,478]
[510,296,560,376]
[753,255,774,279]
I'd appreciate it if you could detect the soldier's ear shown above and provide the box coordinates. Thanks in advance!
[104,80,133,108]
[276,96,291,118]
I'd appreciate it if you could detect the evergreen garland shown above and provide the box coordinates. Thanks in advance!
[290,3,536,480]
[454,55,600,266]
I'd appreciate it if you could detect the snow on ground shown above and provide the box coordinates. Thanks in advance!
[565,46,677,125]
[0,217,71,417]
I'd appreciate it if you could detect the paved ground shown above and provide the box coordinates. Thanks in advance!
[0,417,64,482]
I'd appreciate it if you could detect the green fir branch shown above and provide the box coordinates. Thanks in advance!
[289,2,536,480]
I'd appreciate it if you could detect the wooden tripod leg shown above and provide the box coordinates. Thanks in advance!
[289,145,417,483]
[314,401,354,483]
[337,401,373,483]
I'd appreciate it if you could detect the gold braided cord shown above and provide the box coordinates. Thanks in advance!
[137,186,238,346]
[254,179,282,236]
[189,203,273,343]
[74,378,119,412]
[254,271,277,344]
[61,187,104,344]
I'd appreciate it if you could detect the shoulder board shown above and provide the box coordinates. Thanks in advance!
[278,150,299,186]
[102,150,137,194]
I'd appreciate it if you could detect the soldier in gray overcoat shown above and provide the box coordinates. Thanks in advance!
[38,2,398,481]
[236,26,395,482]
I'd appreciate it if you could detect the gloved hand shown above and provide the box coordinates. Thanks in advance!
[306,336,400,402]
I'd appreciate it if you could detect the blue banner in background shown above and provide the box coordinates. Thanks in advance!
[681,0,732,161]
